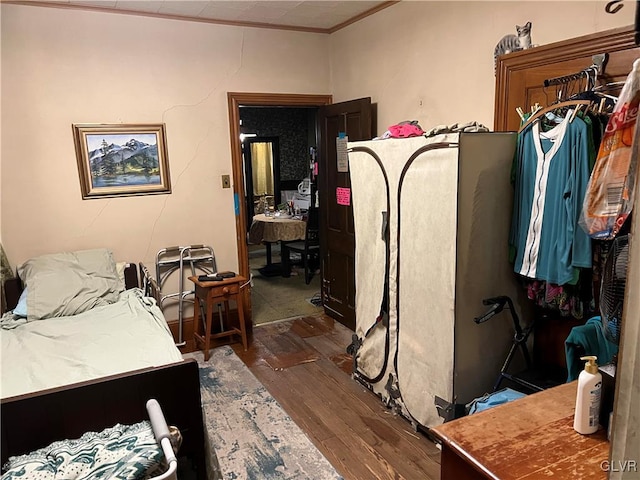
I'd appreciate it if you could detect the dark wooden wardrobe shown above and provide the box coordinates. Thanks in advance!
[493,25,640,376]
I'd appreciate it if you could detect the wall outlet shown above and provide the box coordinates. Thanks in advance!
[221,175,231,188]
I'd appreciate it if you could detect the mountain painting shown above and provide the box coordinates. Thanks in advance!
[73,124,171,199]
[86,133,161,187]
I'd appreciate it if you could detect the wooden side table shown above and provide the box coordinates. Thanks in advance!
[189,275,248,361]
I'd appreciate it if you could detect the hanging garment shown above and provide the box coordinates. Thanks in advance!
[524,275,593,320]
[515,109,606,316]
[510,112,593,285]
[565,316,618,381]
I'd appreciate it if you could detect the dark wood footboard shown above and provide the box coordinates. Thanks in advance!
[2,276,23,312]
[124,262,140,290]
[1,359,207,480]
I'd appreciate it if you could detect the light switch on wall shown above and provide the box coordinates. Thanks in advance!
[221,175,231,188]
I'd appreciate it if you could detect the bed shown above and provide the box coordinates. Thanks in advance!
[0,249,208,479]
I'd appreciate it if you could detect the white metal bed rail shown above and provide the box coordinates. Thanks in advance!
[146,399,178,480]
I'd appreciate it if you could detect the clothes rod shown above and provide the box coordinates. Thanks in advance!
[543,54,608,87]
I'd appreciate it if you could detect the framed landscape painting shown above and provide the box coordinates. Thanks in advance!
[73,123,171,199]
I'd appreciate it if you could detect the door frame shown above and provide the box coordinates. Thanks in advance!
[227,92,332,320]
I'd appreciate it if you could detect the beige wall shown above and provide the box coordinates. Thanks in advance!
[0,1,635,282]
[329,1,635,134]
[0,4,329,271]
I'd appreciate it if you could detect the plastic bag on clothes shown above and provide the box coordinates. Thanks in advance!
[580,58,640,240]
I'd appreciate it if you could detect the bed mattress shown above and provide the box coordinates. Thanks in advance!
[1,289,183,399]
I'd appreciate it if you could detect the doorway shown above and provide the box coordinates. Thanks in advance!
[228,93,332,327]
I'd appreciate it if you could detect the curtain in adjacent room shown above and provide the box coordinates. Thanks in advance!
[251,143,274,196]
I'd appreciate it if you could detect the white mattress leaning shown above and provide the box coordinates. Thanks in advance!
[0,288,183,399]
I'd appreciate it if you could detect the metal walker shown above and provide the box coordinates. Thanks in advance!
[155,245,216,346]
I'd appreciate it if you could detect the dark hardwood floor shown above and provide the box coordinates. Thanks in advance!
[230,314,442,480]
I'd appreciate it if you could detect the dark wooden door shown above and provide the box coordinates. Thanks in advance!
[317,98,373,331]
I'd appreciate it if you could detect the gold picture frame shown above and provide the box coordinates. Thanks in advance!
[73,123,171,199]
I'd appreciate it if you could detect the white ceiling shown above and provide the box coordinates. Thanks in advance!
[31,1,396,32]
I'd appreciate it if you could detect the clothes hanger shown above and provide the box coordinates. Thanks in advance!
[515,102,543,123]
[518,99,592,133]
[584,69,592,93]
[584,80,620,111]
[593,81,625,93]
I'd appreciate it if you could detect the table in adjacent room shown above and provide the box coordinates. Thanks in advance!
[248,213,306,276]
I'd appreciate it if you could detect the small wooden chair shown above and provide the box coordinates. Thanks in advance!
[281,208,320,284]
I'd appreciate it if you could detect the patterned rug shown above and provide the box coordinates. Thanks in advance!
[184,347,343,480]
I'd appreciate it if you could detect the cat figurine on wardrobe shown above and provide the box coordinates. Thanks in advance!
[494,22,533,72]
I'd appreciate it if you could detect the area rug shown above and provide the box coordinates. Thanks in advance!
[184,347,343,480]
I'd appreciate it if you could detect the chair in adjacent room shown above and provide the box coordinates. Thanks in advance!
[281,208,320,284]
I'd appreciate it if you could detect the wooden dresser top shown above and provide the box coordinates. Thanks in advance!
[431,382,609,479]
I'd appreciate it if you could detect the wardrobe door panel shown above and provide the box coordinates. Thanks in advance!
[396,142,459,427]
[453,133,520,404]
[349,147,391,381]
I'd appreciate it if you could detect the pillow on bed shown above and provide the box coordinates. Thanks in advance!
[116,261,128,291]
[17,248,121,321]
[18,248,119,285]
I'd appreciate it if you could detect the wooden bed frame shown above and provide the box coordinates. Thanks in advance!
[1,263,208,479]
[139,261,162,304]
[1,360,207,478]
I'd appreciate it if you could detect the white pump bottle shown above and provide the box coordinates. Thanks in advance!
[573,355,602,435]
